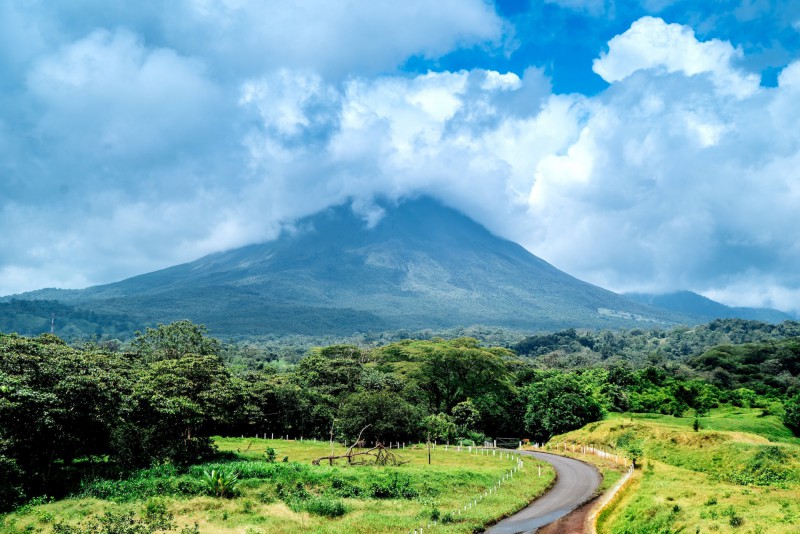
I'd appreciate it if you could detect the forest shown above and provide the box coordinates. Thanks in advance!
[2,317,800,515]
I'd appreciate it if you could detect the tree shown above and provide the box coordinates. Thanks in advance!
[337,391,421,444]
[295,346,364,399]
[0,455,24,510]
[246,374,334,439]
[523,373,603,443]
[413,339,512,415]
[0,333,127,508]
[451,400,480,433]
[423,413,457,444]
[784,394,800,436]
[130,321,220,362]
[116,353,236,466]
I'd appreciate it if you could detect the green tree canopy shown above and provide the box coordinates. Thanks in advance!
[130,320,221,362]
[784,394,800,436]
[118,353,235,466]
[337,390,421,444]
[523,373,604,442]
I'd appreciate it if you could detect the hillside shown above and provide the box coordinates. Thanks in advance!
[3,197,691,337]
[626,290,796,323]
[552,409,800,533]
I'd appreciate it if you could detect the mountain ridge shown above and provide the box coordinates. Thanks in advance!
[624,290,795,324]
[0,197,769,337]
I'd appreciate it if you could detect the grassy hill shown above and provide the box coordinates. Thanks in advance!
[551,407,800,533]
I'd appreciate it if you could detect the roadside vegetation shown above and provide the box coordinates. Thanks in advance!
[1,438,553,533]
[2,317,800,531]
[553,409,800,533]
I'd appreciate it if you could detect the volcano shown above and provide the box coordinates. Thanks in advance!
[7,197,689,336]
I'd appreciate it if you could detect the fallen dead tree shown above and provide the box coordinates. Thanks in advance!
[312,425,409,466]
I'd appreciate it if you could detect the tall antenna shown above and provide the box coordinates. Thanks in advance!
[51,312,55,334]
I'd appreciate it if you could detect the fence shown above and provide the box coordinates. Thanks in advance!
[525,440,636,534]
[407,446,528,534]
[530,440,633,468]
[586,464,635,534]
[231,438,576,534]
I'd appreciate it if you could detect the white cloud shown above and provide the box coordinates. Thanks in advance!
[26,29,223,162]
[592,16,760,98]
[2,10,800,317]
[233,68,554,240]
[705,281,800,313]
[173,0,505,77]
[521,21,800,311]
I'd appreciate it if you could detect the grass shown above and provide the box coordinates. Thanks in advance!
[550,406,800,533]
[610,405,800,445]
[1,438,555,534]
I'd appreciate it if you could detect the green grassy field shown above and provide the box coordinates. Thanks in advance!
[1,438,555,534]
[550,406,800,533]
[612,406,800,445]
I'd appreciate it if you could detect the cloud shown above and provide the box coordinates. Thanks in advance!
[526,25,800,311]
[162,0,507,78]
[1,8,800,316]
[26,29,224,164]
[592,16,759,97]
[233,68,554,236]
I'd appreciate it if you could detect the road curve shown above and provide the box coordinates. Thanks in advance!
[484,450,601,534]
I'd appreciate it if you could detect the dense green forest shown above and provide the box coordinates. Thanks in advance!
[2,319,800,513]
[0,299,141,340]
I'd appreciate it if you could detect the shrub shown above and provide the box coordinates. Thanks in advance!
[328,476,362,498]
[53,511,152,534]
[264,448,277,463]
[723,446,793,487]
[783,395,800,436]
[201,469,239,498]
[257,490,275,504]
[368,472,418,499]
[13,495,54,516]
[79,476,177,501]
[189,461,281,480]
[176,478,206,496]
[276,481,310,503]
[239,499,255,514]
[143,497,175,530]
[303,497,347,517]
[462,430,488,447]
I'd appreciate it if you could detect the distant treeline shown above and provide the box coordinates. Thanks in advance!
[221,318,800,369]
[512,318,800,366]
[0,299,140,339]
[2,319,800,511]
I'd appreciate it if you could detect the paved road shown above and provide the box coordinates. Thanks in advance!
[484,450,601,534]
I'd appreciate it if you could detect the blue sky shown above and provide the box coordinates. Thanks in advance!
[1,0,800,312]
